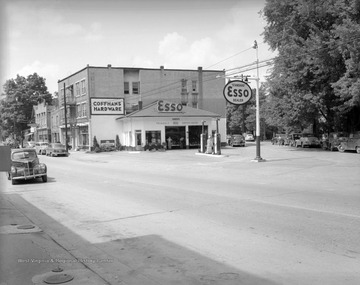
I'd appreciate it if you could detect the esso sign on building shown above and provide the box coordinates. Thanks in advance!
[157,100,183,112]
[223,80,252,105]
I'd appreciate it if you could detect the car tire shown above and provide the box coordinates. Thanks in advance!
[338,145,346,152]
[42,175,47,182]
[356,147,360,154]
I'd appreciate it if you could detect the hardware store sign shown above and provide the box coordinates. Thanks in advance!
[90,98,124,115]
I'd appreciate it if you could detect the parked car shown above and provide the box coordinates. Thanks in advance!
[7,148,47,185]
[100,140,116,151]
[283,135,293,146]
[35,142,49,155]
[321,132,349,151]
[295,133,321,148]
[244,133,255,142]
[289,133,302,147]
[45,143,69,157]
[229,134,245,147]
[338,131,360,153]
[271,134,287,145]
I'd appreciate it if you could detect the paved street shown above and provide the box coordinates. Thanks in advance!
[1,142,360,285]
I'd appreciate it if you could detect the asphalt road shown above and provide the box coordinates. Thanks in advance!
[1,142,360,285]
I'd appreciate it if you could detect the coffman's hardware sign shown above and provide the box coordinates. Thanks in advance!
[90,98,125,115]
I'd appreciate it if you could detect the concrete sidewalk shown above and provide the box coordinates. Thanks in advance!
[0,174,109,285]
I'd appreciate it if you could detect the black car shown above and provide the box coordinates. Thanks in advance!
[8,148,47,185]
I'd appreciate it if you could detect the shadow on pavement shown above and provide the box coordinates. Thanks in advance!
[1,192,281,285]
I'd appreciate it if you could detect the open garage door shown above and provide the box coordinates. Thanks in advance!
[165,126,186,149]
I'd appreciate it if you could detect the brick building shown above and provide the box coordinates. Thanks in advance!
[56,65,226,150]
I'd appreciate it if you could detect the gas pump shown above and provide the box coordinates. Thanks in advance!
[214,133,221,155]
[200,120,206,153]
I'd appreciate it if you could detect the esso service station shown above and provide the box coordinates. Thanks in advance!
[223,80,252,105]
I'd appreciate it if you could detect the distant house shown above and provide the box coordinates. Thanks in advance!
[33,101,53,142]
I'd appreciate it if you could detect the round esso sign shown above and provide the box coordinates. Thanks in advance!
[223,80,252,105]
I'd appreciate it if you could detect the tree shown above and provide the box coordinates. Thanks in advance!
[0,73,53,140]
[262,0,360,133]
[226,84,272,139]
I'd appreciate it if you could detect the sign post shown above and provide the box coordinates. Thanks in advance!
[223,78,265,162]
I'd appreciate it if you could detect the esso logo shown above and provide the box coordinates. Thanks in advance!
[223,80,252,105]
[157,100,183,112]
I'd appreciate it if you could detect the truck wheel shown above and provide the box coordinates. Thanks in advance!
[356,147,360,154]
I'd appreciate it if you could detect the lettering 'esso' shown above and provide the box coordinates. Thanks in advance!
[157,100,183,112]
[226,86,250,97]
[223,80,252,105]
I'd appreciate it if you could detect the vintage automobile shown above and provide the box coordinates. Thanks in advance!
[244,133,255,142]
[35,142,49,155]
[229,134,245,147]
[321,132,349,151]
[271,134,287,145]
[338,132,360,153]
[295,133,321,148]
[45,143,69,157]
[289,133,302,147]
[8,148,47,185]
[100,139,116,152]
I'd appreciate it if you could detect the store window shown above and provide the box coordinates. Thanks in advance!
[145,131,161,145]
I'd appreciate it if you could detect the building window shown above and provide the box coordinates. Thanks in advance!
[132,82,139,94]
[77,104,81,118]
[82,103,87,117]
[76,82,80,96]
[192,80,197,92]
[81,80,86,95]
[124,82,129,94]
[181,79,187,92]
[60,89,64,104]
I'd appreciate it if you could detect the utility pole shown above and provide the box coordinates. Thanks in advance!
[63,82,68,152]
[252,40,265,162]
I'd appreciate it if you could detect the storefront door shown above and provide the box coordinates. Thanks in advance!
[188,125,208,149]
[165,126,186,149]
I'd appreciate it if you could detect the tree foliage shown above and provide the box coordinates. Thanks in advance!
[0,73,52,140]
[226,84,273,138]
[262,0,360,133]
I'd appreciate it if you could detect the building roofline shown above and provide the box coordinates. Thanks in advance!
[58,65,225,83]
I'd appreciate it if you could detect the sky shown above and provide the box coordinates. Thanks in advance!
[0,0,275,94]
